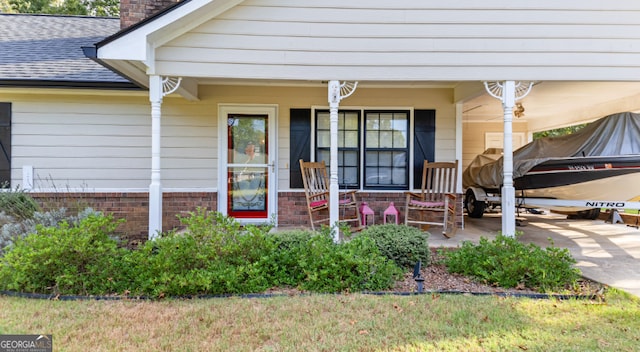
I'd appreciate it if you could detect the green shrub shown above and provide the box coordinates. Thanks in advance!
[264,229,316,287]
[125,209,277,297]
[177,208,275,266]
[0,213,127,295]
[264,227,402,293]
[294,231,403,293]
[0,208,403,297]
[0,188,39,222]
[443,235,581,292]
[357,224,430,268]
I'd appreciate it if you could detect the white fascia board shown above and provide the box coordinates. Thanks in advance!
[98,30,148,61]
[98,0,245,64]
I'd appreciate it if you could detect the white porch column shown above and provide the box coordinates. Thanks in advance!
[455,103,464,229]
[484,81,533,237]
[148,76,182,239]
[149,75,163,239]
[327,80,358,242]
[501,81,517,237]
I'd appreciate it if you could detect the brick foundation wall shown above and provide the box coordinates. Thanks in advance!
[277,191,464,229]
[277,191,313,227]
[31,192,216,244]
[29,191,462,244]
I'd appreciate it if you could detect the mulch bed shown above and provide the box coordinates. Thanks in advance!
[390,248,606,298]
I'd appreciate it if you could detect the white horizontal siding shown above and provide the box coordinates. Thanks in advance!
[194,21,640,39]
[156,0,640,81]
[221,6,640,25]
[244,0,640,11]
[10,94,218,191]
[155,63,640,81]
[173,33,640,54]
[13,146,150,159]
[6,85,458,193]
[434,111,456,164]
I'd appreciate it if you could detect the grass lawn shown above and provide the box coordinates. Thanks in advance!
[1,290,639,351]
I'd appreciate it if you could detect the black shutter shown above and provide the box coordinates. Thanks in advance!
[413,109,435,189]
[289,109,311,188]
[0,103,10,188]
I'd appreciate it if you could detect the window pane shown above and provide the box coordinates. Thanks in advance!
[380,168,392,185]
[366,116,378,130]
[344,131,358,147]
[379,151,392,165]
[393,113,406,127]
[344,113,359,129]
[366,167,391,186]
[318,150,330,165]
[317,113,330,129]
[380,113,393,129]
[393,130,407,148]
[317,131,330,148]
[365,151,378,166]
[366,131,378,148]
[343,167,358,185]
[365,167,381,186]
[380,131,393,148]
[338,131,344,147]
[393,151,407,167]
[344,151,358,166]
[392,168,407,185]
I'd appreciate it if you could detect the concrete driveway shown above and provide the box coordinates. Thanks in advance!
[429,211,640,298]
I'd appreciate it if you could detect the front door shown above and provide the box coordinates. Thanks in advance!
[220,105,277,222]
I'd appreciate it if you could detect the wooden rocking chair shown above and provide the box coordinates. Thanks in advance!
[405,160,459,237]
[299,160,362,230]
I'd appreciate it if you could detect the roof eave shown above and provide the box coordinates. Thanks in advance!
[83,46,149,88]
[0,79,141,90]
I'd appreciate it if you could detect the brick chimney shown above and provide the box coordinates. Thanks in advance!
[120,0,181,29]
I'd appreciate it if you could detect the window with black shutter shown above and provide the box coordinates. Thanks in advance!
[306,108,436,190]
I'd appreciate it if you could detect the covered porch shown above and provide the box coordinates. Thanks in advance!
[90,0,640,239]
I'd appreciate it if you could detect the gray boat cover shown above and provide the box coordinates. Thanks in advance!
[463,112,640,189]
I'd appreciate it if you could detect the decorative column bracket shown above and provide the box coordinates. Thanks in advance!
[162,76,182,97]
[484,81,533,103]
[483,81,533,237]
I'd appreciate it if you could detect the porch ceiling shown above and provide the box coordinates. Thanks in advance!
[461,81,640,132]
[195,78,640,132]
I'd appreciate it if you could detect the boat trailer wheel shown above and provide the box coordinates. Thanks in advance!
[465,188,486,218]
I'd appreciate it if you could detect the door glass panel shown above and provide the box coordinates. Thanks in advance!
[227,114,268,218]
[229,166,268,212]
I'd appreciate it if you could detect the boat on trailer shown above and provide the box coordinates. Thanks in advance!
[463,112,640,218]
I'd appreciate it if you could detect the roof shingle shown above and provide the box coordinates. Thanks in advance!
[0,14,134,86]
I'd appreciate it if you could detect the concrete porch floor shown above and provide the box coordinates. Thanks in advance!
[429,210,640,298]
